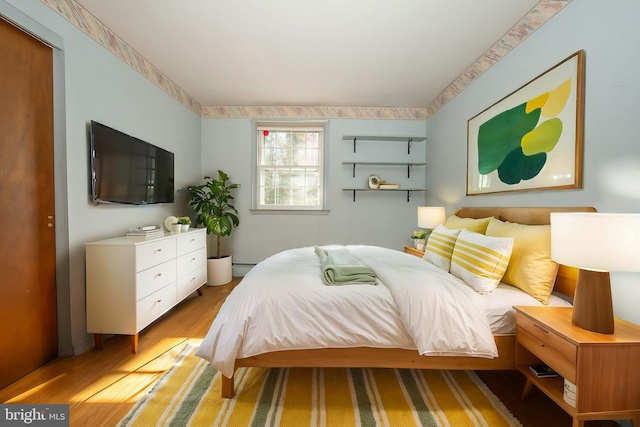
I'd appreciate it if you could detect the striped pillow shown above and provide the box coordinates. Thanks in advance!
[423,225,462,271]
[450,230,514,294]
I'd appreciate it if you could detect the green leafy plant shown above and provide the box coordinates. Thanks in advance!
[186,170,240,259]
[410,229,427,239]
[177,216,192,225]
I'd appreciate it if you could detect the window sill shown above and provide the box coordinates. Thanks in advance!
[249,209,330,215]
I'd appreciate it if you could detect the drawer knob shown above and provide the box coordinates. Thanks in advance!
[157,299,162,303]
[156,273,162,277]
[191,238,195,242]
[156,248,162,252]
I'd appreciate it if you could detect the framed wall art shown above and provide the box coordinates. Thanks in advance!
[467,50,585,195]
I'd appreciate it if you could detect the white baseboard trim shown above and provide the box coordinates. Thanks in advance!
[74,334,98,356]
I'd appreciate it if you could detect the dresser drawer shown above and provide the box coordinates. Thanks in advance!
[177,248,206,277]
[177,230,206,256]
[136,284,176,331]
[177,266,207,301]
[517,325,577,383]
[136,259,177,301]
[135,239,176,272]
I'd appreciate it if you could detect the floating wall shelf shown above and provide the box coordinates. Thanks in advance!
[341,135,428,202]
[342,135,428,154]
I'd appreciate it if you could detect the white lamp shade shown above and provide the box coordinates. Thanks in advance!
[550,212,640,272]
[418,207,446,229]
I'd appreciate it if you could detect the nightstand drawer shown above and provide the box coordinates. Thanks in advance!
[517,312,577,358]
[517,326,576,383]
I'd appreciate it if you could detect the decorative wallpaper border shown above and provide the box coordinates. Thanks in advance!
[40,0,570,120]
[200,106,427,120]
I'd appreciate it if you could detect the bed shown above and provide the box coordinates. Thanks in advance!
[196,206,595,398]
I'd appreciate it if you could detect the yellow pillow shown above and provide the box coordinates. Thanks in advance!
[444,215,493,234]
[485,217,558,304]
[423,224,462,271]
[450,230,514,294]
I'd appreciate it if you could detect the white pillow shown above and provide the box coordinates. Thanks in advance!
[450,230,514,294]
[423,225,462,271]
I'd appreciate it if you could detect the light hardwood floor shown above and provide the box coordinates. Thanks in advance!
[1,278,618,427]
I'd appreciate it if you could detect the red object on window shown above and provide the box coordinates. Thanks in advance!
[263,130,269,136]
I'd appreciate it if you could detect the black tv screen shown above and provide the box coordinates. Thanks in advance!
[90,121,175,205]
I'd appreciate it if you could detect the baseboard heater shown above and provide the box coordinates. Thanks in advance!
[232,262,256,277]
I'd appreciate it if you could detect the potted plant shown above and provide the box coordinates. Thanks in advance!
[410,229,427,250]
[187,170,240,286]
[177,216,191,232]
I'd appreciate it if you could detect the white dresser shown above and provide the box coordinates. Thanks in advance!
[86,228,207,352]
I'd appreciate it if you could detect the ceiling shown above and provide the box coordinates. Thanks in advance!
[70,0,553,110]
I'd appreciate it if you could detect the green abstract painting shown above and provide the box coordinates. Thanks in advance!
[467,51,584,195]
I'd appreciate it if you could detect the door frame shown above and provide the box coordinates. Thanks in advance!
[1,1,72,356]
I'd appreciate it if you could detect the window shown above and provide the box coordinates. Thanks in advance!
[256,121,325,210]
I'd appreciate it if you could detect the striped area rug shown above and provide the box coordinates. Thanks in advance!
[119,341,521,426]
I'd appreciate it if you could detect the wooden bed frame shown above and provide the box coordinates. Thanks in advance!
[221,206,596,398]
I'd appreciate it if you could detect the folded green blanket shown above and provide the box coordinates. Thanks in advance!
[314,246,378,285]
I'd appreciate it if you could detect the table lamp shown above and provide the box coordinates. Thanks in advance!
[417,206,446,239]
[550,212,640,334]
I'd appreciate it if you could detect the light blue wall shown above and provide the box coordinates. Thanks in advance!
[425,0,640,325]
[200,119,427,265]
[3,0,202,354]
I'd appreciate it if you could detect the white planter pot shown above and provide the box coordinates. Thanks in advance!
[207,255,232,286]
[413,239,426,250]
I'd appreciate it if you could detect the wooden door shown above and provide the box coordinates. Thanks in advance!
[0,17,57,388]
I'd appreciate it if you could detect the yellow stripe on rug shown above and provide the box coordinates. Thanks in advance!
[119,341,521,427]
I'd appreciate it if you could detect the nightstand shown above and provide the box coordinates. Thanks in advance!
[404,246,424,257]
[514,306,640,427]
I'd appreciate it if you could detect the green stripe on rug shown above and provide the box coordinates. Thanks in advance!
[120,341,521,427]
[169,363,216,427]
[398,368,438,426]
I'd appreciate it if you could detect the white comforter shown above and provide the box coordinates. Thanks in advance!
[196,245,498,378]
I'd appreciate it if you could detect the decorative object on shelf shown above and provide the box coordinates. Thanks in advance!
[368,174,380,189]
[410,229,427,250]
[177,216,191,232]
[550,212,640,334]
[164,216,178,232]
[563,378,576,407]
[186,170,240,286]
[170,223,181,233]
[467,50,585,195]
[417,206,446,241]
[379,183,399,189]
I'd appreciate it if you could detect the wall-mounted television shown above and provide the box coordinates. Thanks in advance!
[90,120,175,205]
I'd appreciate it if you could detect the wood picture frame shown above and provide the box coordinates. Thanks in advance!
[467,50,585,195]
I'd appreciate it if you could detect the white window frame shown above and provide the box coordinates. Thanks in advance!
[252,120,328,213]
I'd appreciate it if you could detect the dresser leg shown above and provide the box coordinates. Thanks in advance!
[521,378,533,400]
[196,286,203,296]
[572,417,584,427]
[130,334,138,353]
[94,333,103,350]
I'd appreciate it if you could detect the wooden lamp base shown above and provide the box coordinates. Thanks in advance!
[572,269,615,334]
